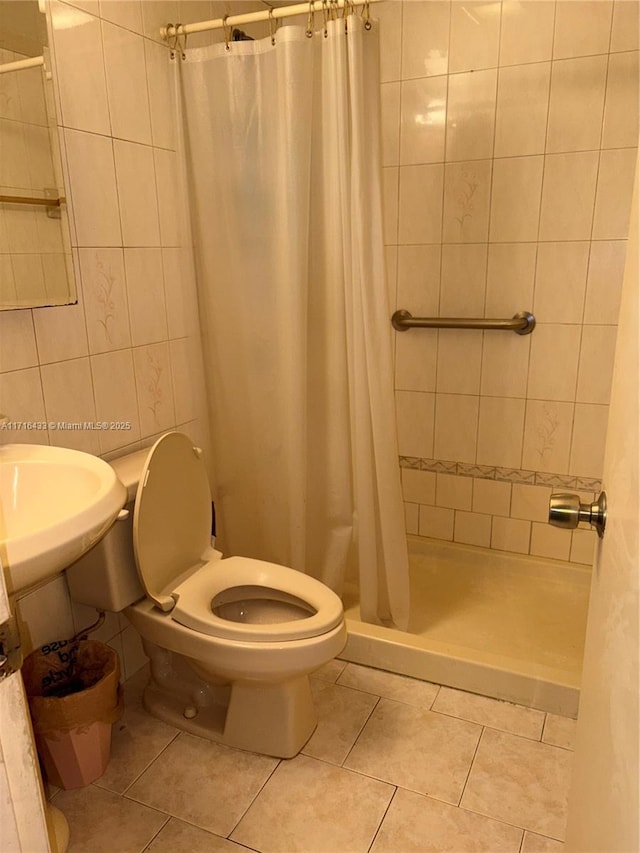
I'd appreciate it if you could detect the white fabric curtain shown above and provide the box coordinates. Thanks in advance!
[178,16,409,629]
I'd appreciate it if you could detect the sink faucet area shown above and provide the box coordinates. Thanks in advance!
[0,444,126,594]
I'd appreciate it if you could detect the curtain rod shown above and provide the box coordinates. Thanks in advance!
[0,55,44,76]
[160,0,380,40]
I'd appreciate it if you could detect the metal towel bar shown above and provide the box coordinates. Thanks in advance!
[391,310,536,336]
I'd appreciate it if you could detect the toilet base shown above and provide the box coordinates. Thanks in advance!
[141,645,318,758]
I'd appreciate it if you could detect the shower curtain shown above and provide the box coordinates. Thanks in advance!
[178,15,409,629]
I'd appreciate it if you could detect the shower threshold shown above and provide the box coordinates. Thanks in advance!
[340,535,591,718]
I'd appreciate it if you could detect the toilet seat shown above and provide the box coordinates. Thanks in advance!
[171,556,344,642]
[133,432,343,642]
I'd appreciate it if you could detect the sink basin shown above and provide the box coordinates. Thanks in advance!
[0,444,126,594]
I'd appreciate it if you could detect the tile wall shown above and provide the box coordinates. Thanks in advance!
[377,0,639,561]
[1,0,268,666]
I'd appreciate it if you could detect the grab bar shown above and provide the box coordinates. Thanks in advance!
[391,310,536,336]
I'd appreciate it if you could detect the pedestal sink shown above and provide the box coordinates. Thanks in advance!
[0,444,126,594]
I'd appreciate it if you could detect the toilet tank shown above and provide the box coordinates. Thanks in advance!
[65,448,149,612]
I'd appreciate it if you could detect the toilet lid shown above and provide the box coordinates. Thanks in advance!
[133,432,212,611]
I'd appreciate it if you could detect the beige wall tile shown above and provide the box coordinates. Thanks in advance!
[534,242,589,324]
[382,165,399,243]
[491,516,531,554]
[434,393,479,463]
[436,472,473,510]
[530,522,572,561]
[446,69,497,162]
[419,504,455,540]
[527,324,581,402]
[395,330,437,392]
[553,0,614,60]
[449,1,501,74]
[65,129,121,247]
[145,38,177,150]
[90,348,141,452]
[440,243,487,316]
[500,1,555,66]
[124,248,168,345]
[511,483,552,523]
[398,164,444,243]
[400,76,447,165]
[495,63,551,157]
[376,0,402,82]
[584,240,627,324]
[401,468,436,505]
[0,310,38,372]
[396,389,435,458]
[381,81,400,166]
[0,367,47,445]
[405,501,419,534]
[576,325,618,404]
[546,56,607,154]
[454,510,492,547]
[50,1,110,135]
[485,243,536,316]
[476,396,526,469]
[592,147,638,239]
[32,301,89,364]
[539,152,599,242]
[570,528,596,565]
[401,1,450,80]
[436,331,482,395]
[602,51,640,149]
[397,244,441,320]
[568,402,609,478]
[102,22,152,145]
[480,333,531,399]
[113,140,161,247]
[99,0,143,33]
[490,156,544,242]
[610,0,640,52]
[473,478,512,517]
[41,357,100,452]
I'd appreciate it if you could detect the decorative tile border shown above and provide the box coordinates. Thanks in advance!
[399,456,602,493]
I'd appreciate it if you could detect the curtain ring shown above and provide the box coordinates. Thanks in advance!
[342,0,352,33]
[306,0,315,38]
[321,0,329,37]
[166,23,178,59]
[177,28,187,60]
[269,8,278,45]
[362,0,372,30]
[222,15,232,51]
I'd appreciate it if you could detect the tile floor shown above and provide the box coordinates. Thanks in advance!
[52,659,576,853]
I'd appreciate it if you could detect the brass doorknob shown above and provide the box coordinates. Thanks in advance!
[548,491,607,539]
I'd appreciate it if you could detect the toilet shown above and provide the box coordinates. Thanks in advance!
[65,431,347,758]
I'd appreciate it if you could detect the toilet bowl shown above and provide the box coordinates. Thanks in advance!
[66,431,347,758]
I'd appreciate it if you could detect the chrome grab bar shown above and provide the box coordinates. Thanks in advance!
[391,310,536,335]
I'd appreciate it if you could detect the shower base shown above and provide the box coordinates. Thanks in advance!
[341,535,591,717]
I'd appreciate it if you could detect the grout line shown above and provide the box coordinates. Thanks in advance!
[366,785,398,852]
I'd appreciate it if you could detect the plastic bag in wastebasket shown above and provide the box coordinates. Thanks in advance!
[22,639,124,734]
